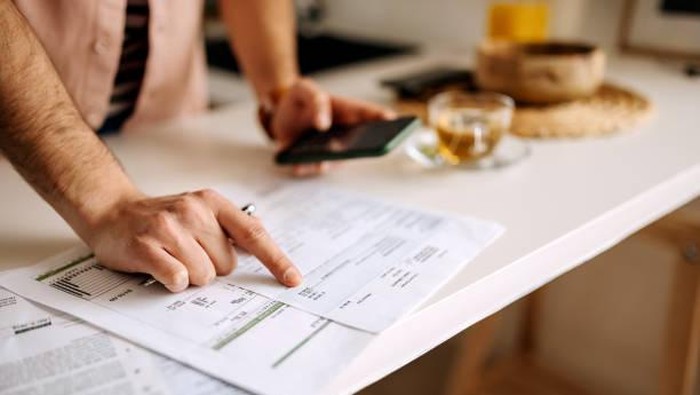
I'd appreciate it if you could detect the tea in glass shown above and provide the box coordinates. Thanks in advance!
[428,92,514,165]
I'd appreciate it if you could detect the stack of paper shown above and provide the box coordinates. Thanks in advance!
[0,184,503,395]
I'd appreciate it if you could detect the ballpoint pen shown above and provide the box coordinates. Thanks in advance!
[141,203,257,287]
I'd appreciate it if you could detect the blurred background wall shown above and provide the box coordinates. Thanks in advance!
[321,0,619,49]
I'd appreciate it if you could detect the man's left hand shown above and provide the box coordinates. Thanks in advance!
[268,78,397,176]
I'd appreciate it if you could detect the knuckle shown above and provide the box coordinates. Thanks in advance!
[151,211,176,235]
[159,266,184,286]
[175,194,198,212]
[181,192,199,205]
[314,90,329,105]
[267,252,289,272]
[189,267,215,286]
[131,245,185,287]
[217,261,235,277]
[220,248,238,275]
[299,77,315,89]
[241,222,268,244]
[173,196,203,224]
[130,235,154,254]
[194,188,219,202]
[229,251,238,272]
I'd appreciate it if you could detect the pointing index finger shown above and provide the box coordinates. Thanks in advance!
[204,192,302,287]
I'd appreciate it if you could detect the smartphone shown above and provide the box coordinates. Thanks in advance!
[274,116,420,164]
[380,67,476,99]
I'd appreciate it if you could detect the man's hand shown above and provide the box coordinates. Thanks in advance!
[270,78,397,177]
[2,0,301,293]
[220,1,396,175]
[86,189,302,292]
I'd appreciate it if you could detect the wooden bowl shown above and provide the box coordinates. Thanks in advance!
[476,41,605,104]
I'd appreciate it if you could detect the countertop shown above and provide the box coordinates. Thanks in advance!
[1,51,698,394]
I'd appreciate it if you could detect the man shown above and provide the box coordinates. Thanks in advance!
[0,0,394,292]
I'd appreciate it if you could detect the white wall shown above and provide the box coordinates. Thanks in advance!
[322,0,624,50]
[576,0,627,50]
[322,0,490,49]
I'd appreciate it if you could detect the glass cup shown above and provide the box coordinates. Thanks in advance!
[428,91,514,165]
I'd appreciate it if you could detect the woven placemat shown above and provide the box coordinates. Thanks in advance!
[511,83,653,138]
[394,82,653,138]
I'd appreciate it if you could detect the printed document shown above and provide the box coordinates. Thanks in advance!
[0,263,372,395]
[218,184,504,332]
[0,287,249,395]
[0,184,503,394]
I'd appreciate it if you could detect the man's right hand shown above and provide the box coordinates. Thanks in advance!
[85,189,302,292]
[1,1,300,292]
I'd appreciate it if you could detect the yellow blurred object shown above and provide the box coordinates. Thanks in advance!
[488,1,549,42]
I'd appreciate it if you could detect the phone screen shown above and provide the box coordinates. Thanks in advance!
[275,116,419,164]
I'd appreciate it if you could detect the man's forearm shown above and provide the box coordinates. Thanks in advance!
[219,0,299,98]
[0,0,139,240]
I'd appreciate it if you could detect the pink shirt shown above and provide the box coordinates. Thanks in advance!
[14,0,208,131]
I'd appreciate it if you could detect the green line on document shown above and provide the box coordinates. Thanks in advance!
[272,320,332,369]
[211,301,285,351]
[35,254,95,282]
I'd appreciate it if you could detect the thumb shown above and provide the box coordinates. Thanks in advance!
[313,93,332,131]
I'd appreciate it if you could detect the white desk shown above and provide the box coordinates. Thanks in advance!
[1,53,698,394]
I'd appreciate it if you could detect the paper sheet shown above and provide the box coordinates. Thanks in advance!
[0,184,503,394]
[0,254,373,395]
[219,184,505,332]
[0,288,248,395]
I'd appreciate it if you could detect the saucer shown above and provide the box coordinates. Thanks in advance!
[404,129,531,169]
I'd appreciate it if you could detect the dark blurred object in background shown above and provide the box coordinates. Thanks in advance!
[204,0,415,75]
[380,67,477,101]
[661,0,700,15]
[206,34,414,76]
[685,63,700,77]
